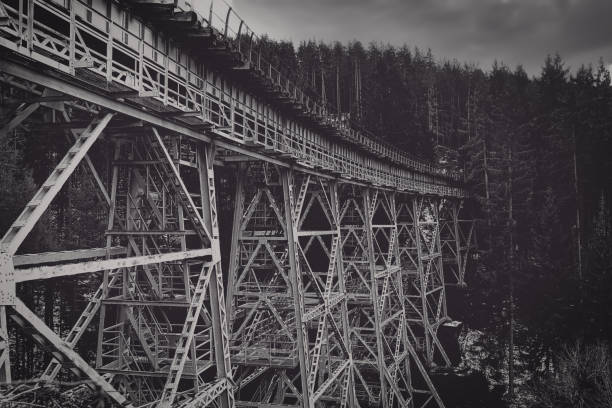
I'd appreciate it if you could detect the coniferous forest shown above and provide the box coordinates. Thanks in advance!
[1,37,612,407]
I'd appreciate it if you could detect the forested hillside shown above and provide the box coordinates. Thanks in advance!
[256,39,612,406]
[1,35,611,406]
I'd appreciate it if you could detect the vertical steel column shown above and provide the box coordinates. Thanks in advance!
[225,163,246,334]
[330,181,355,407]
[439,199,460,287]
[363,188,389,408]
[175,138,200,390]
[95,142,120,369]
[198,144,234,408]
[433,199,448,320]
[452,201,463,286]
[413,196,432,365]
[281,168,311,408]
[454,200,476,287]
[0,306,9,383]
[387,192,412,408]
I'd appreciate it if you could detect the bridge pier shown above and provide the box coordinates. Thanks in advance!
[439,199,477,287]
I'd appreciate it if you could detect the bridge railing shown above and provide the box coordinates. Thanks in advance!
[192,0,461,182]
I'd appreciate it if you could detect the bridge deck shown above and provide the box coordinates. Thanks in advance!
[0,0,465,197]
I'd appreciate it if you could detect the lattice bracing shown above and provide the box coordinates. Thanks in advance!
[0,0,477,406]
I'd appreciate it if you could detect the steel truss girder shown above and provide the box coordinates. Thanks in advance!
[0,0,464,197]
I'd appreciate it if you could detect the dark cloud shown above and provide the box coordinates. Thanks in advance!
[233,0,612,75]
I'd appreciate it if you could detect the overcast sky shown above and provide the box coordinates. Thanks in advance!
[231,0,612,76]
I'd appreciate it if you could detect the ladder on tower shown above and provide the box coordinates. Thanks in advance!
[307,235,339,393]
[339,367,351,408]
[157,262,214,407]
[386,318,404,408]
[145,128,222,407]
[368,190,378,223]
[244,309,264,345]
[294,175,310,223]
[145,129,212,245]
[386,227,397,267]
[126,308,159,370]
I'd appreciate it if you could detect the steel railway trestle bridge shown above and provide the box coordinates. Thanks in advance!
[0,0,477,406]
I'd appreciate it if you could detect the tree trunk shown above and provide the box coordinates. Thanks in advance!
[336,64,341,114]
[507,142,515,400]
[483,135,492,248]
[573,125,582,280]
